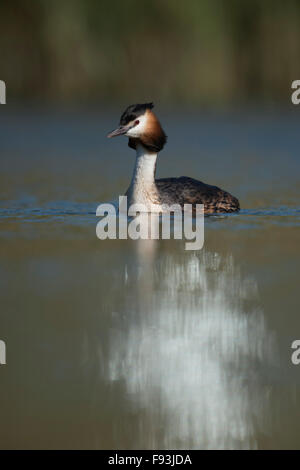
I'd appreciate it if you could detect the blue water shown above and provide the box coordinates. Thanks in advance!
[0,108,299,449]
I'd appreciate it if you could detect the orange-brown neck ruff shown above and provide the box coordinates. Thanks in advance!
[128,110,167,153]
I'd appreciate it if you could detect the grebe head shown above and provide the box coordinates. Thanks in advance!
[107,102,167,152]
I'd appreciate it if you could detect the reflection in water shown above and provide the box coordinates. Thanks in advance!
[106,242,275,449]
[0,110,298,449]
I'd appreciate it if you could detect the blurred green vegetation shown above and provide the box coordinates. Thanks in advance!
[1,0,300,105]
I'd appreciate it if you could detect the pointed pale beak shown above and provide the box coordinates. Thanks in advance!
[107,124,132,138]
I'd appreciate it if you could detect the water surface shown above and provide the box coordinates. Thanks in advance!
[0,108,299,449]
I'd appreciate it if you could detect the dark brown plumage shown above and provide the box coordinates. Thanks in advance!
[155,176,240,214]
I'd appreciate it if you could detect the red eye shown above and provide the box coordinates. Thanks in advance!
[135,120,140,125]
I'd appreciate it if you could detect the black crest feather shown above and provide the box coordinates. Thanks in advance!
[120,102,154,125]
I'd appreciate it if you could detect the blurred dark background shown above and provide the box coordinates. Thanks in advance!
[1,0,300,106]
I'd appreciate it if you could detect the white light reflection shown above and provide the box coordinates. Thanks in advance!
[107,243,275,449]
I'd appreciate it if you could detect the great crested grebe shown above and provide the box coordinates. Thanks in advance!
[107,103,240,214]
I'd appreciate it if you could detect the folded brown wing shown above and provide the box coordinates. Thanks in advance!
[155,176,240,214]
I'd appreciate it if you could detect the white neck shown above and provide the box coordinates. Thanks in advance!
[132,144,157,185]
[126,144,159,206]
